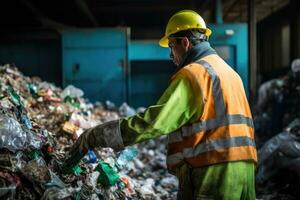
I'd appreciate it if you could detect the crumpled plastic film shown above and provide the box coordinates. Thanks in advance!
[0,115,41,152]
[60,85,84,99]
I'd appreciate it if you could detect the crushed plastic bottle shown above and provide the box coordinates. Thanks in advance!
[116,147,138,170]
[20,114,32,129]
[83,150,97,164]
[45,171,66,188]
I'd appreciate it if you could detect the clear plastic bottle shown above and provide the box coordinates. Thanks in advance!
[116,147,138,169]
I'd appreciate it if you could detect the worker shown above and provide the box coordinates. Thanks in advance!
[65,10,257,200]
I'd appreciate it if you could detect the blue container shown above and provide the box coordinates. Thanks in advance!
[62,28,130,105]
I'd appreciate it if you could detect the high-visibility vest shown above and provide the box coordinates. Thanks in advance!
[167,54,257,171]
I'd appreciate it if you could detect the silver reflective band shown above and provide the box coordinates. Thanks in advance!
[167,136,255,165]
[168,114,254,144]
[167,152,183,165]
[182,114,254,137]
[168,130,182,143]
[196,59,226,116]
[183,136,255,157]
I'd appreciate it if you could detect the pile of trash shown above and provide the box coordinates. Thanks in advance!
[0,64,178,199]
[254,59,300,200]
[254,62,300,147]
[256,119,300,200]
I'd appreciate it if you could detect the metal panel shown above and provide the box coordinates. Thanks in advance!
[62,28,129,104]
[129,40,173,107]
[129,40,170,61]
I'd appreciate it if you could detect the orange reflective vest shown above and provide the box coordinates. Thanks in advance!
[167,54,257,171]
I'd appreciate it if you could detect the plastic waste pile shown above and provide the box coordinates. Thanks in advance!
[254,69,300,147]
[256,119,300,200]
[254,63,300,200]
[0,64,178,199]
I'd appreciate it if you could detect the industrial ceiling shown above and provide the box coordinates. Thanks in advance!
[0,0,291,38]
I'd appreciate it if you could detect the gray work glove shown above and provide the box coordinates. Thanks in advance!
[63,119,124,171]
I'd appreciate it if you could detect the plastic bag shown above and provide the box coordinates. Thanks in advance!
[41,187,77,200]
[256,131,295,183]
[61,85,84,99]
[118,103,136,117]
[38,81,56,91]
[0,115,41,152]
[85,171,100,190]
[45,171,66,188]
[136,178,158,200]
[257,79,284,110]
[256,119,300,183]
[83,150,97,164]
[69,113,98,129]
[284,118,300,133]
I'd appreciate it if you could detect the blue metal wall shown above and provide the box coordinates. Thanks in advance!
[0,31,61,86]
[62,28,130,105]
[129,41,173,107]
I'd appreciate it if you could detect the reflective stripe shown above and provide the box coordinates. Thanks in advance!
[183,136,256,158]
[167,152,183,166]
[167,136,255,165]
[182,114,254,137]
[168,130,182,143]
[196,60,226,116]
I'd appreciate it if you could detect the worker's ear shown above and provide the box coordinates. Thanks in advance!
[181,37,190,51]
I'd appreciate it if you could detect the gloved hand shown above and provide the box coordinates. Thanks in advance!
[62,119,124,171]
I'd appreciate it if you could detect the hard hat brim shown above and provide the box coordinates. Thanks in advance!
[206,28,212,37]
[159,36,169,48]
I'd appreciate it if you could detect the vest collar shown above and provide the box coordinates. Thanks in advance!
[178,41,217,69]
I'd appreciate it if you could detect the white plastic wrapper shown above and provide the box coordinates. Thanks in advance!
[61,85,84,99]
[256,119,300,183]
[0,115,42,152]
[119,102,136,117]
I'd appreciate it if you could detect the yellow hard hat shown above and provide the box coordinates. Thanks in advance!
[159,10,212,47]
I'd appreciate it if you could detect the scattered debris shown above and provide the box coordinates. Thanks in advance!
[255,63,300,200]
[0,64,178,199]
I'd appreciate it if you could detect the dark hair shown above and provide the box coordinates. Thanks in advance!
[169,29,208,45]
